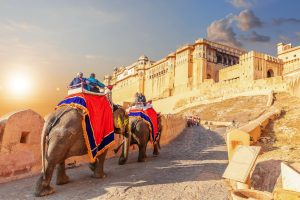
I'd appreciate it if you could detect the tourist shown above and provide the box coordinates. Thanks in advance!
[69,72,88,89]
[139,93,147,105]
[133,92,140,105]
[87,73,105,93]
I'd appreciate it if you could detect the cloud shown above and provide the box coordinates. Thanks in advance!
[240,31,270,42]
[273,18,300,25]
[235,9,262,31]
[0,20,42,33]
[229,0,252,9]
[296,32,300,37]
[207,14,242,47]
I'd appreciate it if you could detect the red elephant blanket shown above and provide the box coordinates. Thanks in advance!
[57,93,114,162]
[128,107,158,144]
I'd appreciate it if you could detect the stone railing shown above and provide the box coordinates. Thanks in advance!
[226,107,282,160]
[159,114,186,145]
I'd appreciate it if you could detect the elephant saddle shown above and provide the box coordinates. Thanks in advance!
[57,93,114,162]
[128,106,158,143]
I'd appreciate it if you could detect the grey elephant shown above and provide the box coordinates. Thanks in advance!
[34,106,128,197]
[118,115,162,165]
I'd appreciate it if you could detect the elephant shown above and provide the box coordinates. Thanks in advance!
[118,114,162,165]
[34,105,128,197]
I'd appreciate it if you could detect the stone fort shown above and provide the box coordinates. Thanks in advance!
[104,38,300,108]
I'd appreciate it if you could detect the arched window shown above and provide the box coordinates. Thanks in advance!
[207,74,212,79]
[267,69,274,78]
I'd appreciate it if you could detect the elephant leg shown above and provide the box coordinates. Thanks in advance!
[56,161,69,185]
[93,149,108,178]
[34,162,56,197]
[138,144,147,162]
[153,143,159,156]
[89,162,96,172]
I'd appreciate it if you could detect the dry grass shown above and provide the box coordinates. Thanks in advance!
[181,95,268,125]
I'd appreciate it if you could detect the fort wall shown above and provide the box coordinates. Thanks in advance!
[105,38,293,107]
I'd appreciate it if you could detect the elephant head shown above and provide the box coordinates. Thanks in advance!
[113,106,129,135]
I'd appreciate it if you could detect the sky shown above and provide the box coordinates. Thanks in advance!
[0,0,300,116]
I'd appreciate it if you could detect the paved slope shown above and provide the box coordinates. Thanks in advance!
[0,126,230,200]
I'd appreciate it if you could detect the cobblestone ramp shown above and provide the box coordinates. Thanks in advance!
[0,126,230,200]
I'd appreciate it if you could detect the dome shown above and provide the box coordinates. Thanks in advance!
[138,55,149,61]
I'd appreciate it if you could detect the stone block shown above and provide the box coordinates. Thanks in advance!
[281,162,300,193]
[223,145,261,183]
[226,129,250,161]
[274,188,300,200]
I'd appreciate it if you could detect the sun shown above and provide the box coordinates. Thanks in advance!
[8,72,32,96]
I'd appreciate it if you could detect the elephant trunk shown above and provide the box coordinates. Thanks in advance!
[118,131,131,165]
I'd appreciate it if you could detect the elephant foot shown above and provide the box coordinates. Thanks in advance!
[92,172,106,179]
[56,175,69,185]
[153,151,159,156]
[89,163,96,172]
[118,157,127,165]
[35,186,55,197]
[138,157,146,162]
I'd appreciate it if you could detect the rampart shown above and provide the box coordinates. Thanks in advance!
[151,76,287,114]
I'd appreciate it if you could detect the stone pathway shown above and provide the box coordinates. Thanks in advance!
[0,126,230,200]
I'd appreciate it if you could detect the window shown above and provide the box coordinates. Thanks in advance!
[20,131,30,144]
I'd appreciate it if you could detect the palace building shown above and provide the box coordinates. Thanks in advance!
[277,42,300,75]
[104,38,299,105]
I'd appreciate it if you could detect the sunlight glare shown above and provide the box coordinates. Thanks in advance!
[8,72,32,96]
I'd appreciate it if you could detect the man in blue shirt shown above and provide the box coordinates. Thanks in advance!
[87,73,105,93]
[69,72,89,89]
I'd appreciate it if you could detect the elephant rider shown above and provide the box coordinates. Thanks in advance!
[139,93,147,105]
[87,73,106,93]
[69,72,89,90]
[132,92,147,107]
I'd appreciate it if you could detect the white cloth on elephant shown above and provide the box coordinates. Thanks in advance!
[105,88,112,106]
[142,103,153,110]
[128,103,152,111]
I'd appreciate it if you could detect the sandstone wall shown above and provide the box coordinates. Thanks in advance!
[151,76,287,115]
[159,114,186,145]
[0,110,44,183]
[1,110,44,153]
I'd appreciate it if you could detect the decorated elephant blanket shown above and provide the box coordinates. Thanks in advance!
[57,93,114,162]
[128,107,158,143]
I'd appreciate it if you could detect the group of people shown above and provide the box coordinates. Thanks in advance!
[134,92,147,106]
[69,72,151,108]
[69,72,106,93]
